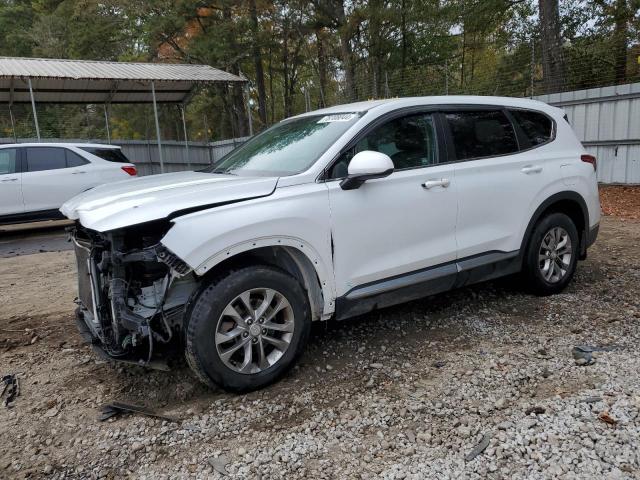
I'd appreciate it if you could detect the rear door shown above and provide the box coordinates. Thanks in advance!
[444,108,554,258]
[0,147,23,216]
[21,146,94,212]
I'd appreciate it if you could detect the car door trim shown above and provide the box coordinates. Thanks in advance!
[335,249,521,321]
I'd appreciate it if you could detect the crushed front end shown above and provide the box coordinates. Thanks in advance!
[71,221,197,368]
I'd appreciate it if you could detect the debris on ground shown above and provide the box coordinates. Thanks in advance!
[525,406,546,415]
[98,402,178,422]
[598,411,618,426]
[465,433,493,461]
[572,346,596,366]
[599,185,640,220]
[208,456,229,475]
[1,374,19,407]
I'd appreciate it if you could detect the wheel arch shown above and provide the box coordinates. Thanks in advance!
[194,238,334,321]
[521,191,589,259]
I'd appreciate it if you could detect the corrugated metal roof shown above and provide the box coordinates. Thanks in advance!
[0,57,245,104]
[0,57,244,83]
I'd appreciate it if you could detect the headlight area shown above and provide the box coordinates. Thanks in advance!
[72,220,197,368]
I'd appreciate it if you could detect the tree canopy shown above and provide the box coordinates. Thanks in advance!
[1,0,638,141]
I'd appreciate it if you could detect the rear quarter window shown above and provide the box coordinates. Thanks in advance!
[509,109,554,146]
[80,147,131,163]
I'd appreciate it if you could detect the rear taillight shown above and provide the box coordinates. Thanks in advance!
[121,166,137,176]
[581,154,597,171]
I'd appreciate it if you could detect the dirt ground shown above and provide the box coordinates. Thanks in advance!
[1,192,639,479]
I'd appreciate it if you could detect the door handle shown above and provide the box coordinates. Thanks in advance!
[422,178,451,189]
[1,178,18,182]
[521,165,542,174]
[72,171,87,174]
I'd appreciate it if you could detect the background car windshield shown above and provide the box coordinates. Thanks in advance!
[207,113,361,176]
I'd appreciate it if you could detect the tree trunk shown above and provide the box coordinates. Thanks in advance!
[268,44,275,123]
[335,1,356,101]
[400,0,407,73]
[612,0,629,84]
[249,0,267,126]
[538,0,566,94]
[315,28,328,107]
[369,0,383,98]
[223,5,248,137]
[282,17,291,117]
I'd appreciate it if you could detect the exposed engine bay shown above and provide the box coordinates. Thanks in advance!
[72,221,197,366]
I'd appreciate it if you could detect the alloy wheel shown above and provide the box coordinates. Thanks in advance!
[538,226,573,284]
[215,288,295,374]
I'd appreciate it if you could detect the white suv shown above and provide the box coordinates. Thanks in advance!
[62,96,600,392]
[0,143,136,225]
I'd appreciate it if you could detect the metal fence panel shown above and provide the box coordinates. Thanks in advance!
[536,82,640,184]
[0,137,249,176]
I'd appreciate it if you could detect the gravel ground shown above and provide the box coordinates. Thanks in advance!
[1,214,639,479]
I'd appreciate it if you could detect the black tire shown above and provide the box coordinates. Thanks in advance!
[523,212,579,296]
[185,265,311,392]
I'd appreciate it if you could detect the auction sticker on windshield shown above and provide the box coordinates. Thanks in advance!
[318,113,357,123]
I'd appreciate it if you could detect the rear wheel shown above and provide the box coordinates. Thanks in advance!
[185,265,311,392]
[523,212,579,295]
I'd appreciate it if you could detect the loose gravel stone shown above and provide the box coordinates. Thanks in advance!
[1,216,640,479]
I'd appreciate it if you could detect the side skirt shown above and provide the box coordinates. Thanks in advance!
[335,250,522,321]
[0,209,66,226]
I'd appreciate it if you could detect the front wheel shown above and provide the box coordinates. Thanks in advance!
[523,212,579,296]
[185,266,311,392]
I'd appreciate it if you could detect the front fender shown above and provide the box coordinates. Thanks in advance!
[160,184,335,317]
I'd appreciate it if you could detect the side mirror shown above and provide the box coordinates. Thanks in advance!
[340,150,394,190]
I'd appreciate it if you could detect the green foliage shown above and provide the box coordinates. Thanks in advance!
[0,0,638,141]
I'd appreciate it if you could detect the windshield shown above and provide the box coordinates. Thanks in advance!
[205,113,361,176]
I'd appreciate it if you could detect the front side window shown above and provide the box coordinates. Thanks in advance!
[0,148,17,175]
[445,110,519,160]
[206,113,362,176]
[509,109,553,146]
[328,113,438,179]
[26,147,67,172]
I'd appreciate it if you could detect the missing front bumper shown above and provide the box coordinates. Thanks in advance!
[75,307,170,371]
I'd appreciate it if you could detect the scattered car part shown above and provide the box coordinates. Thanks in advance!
[465,432,493,461]
[1,374,19,407]
[98,401,178,422]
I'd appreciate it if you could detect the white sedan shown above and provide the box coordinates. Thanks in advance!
[0,143,137,224]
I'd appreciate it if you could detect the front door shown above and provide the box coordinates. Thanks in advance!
[0,148,23,216]
[325,112,458,299]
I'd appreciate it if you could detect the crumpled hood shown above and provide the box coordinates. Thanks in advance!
[60,171,278,232]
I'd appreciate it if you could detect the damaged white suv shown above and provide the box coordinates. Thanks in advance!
[62,96,600,392]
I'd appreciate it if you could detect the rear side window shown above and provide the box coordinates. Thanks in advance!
[26,147,67,172]
[445,110,519,160]
[80,147,130,163]
[0,148,17,175]
[65,149,89,167]
[509,109,554,146]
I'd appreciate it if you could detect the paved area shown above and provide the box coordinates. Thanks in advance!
[0,221,73,258]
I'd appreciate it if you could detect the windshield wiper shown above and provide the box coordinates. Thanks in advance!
[210,168,237,175]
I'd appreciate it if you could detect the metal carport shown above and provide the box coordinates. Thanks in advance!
[0,57,247,172]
